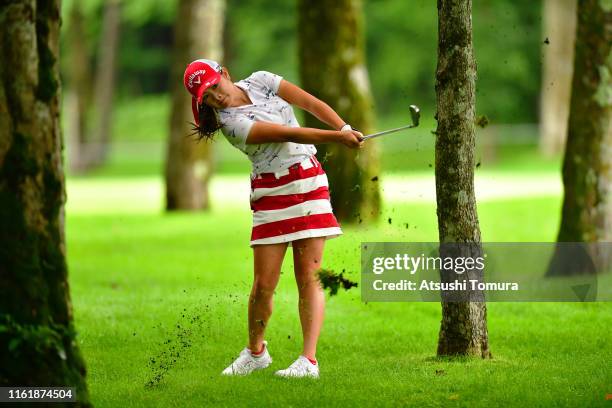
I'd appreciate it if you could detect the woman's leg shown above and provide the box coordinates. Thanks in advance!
[292,237,326,360]
[248,242,288,352]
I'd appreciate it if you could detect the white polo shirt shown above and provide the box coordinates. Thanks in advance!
[218,71,317,174]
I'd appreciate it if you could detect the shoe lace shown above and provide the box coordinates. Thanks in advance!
[231,349,252,366]
[286,357,309,373]
[230,353,256,374]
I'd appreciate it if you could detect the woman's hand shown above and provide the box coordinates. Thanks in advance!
[339,129,364,149]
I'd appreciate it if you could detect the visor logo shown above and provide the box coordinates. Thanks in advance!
[188,69,207,88]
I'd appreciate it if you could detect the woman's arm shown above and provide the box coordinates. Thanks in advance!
[246,121,362,148]
[277,79,347,130]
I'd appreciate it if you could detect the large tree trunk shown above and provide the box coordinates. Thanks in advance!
[165,0,224,210]
[0,1,90,402]
[539,0,577,157]
[298,0,380,224]
[88,0,121,168]
[434,0,490,358]
[547,0,611,276]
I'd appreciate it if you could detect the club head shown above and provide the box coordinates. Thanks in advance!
[409,105,420,127]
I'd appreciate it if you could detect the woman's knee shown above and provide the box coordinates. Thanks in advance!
[252,277,278,297]
[295,268,323,293]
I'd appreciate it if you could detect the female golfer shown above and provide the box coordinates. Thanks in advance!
[183,59,362,378]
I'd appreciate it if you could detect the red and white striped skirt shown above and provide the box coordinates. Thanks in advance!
[249,156,343,246]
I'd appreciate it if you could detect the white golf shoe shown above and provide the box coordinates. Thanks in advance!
[221,341,272,376]
[274,355,319,379]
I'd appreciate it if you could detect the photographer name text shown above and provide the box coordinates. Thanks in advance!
[370,254,519,291]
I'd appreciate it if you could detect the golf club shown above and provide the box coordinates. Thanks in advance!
[361,105,420,141]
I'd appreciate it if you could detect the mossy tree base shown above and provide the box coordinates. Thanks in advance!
[0,1,90,404]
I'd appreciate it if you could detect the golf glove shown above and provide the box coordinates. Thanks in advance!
[340,124,362,133]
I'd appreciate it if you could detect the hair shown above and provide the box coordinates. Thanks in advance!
[189,102,223,142]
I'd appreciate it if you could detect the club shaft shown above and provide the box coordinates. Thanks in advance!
[362,124,415,140]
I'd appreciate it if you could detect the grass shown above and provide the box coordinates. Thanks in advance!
[66,181,612,407]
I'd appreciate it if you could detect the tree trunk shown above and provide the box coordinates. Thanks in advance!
[539,0,577,157]
[547,0,611,276]
[0,1,90,403]
[65,0,92,173]
[434,0,490,358]
[298,0,380,224]
[88,0,121,168]
[165,0,224,210]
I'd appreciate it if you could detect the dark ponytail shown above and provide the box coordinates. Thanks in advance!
[190,103,223,142]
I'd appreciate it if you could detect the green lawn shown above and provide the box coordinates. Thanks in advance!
[66,182,612,407]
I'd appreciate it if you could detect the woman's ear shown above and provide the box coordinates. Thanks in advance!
[221,67,231,81]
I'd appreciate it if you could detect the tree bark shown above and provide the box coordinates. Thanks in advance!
[165,0,224,210]
[539,0,577,157]
[65,0,92,173]
[88,0,121,168]
[434,0,490,358]
[298,0,380,224]
[0,1,90,403]
[547,0,611,276]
